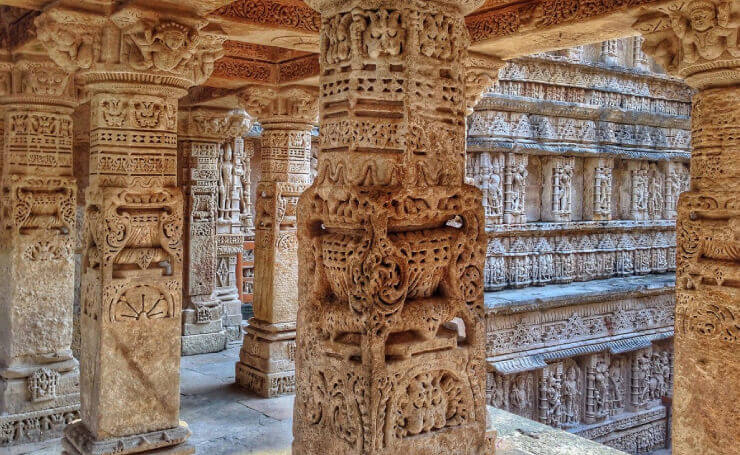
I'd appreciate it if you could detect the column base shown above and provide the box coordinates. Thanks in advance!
[1,359,80,448]
[215,286,243,343]
[61,422,194,455]
[0,404,80,448]
[182,304,227,356]
[235,319,295,397]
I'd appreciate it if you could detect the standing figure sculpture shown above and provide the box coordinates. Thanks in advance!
[218,144,235,221]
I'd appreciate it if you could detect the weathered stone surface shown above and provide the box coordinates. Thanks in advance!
[488,406,627,455]
[0,55,81,449]
[634,2,740,453]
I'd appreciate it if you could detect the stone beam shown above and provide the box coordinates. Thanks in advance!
[209,0,320,52]
[209,43,319,87]
[465,0,695,59]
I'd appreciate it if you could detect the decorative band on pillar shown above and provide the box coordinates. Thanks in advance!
[293,0,492,453]
[35,3,225,454]
[634,1,740,453]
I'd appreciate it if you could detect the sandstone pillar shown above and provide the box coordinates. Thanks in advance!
[178,107,251,355]
[236,85,316,397]
[294,0,491,453]
[35,4,224,454]
[0,56,80,448]
[635,2,740,453]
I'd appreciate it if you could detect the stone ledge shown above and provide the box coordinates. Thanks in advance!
[488,407,628,455]
[485,273,675,313]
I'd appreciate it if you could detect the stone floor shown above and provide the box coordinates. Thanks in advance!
[21,344,293,455]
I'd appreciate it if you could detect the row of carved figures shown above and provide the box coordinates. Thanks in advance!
[485,229,676,290]
[488,344,673,432]
[467,152,690,225]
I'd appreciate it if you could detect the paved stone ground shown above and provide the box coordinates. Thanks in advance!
[21,344,293,455]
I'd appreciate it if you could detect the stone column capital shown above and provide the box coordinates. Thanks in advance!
[633,0,740,88]
[0,56,76,107]
[465,52,505,115]
[178,107,252,141]
[35,4,226,88]
[239,84,318,127]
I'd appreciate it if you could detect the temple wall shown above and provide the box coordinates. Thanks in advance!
[467,38,691,454]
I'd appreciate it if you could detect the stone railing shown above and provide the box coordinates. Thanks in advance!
[485,222,676,291]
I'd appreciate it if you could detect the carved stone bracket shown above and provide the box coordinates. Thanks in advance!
[35,4,226,87]
[239,84,318,126]
[465,52,505,115]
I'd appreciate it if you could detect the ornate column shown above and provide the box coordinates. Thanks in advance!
[178,107,250,355]
[294,0,491,453]
[36,4,224,454]
[236,85,316,397]
[0,56,80,448]
[635,1,740,452]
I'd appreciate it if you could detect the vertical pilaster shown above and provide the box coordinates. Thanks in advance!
[178,107,251,356]
[635,2,740,453]
[0,57,80,448]
[295,0,491,453]
[36,4,224,454]
[236,85,316,397]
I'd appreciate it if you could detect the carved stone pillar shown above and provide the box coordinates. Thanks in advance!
[632,36,650,70]
[215,136,250,342]
[178,107,251,356]
[235,85,316,397]
[635,2,740,452]
[36,4,224,454]
[294,0,491,453]
[0,57,80,449]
